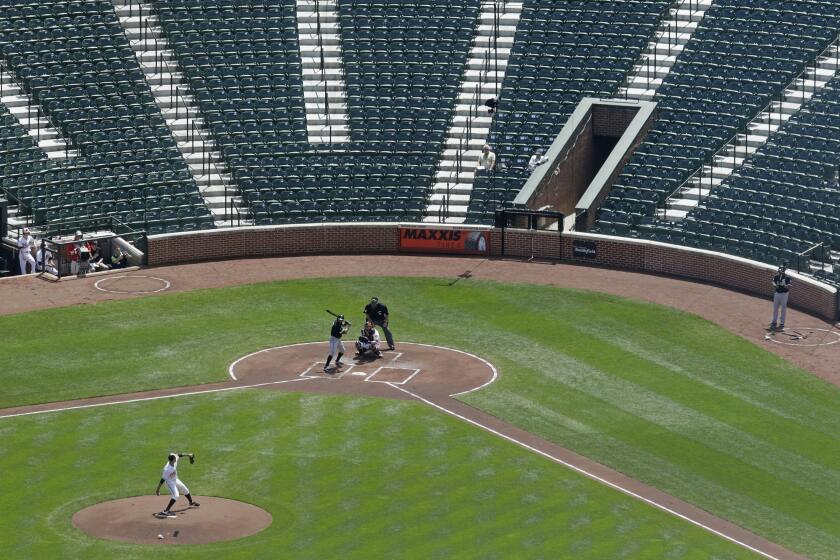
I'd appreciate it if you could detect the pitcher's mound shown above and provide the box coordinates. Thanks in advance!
[73,496,271,545]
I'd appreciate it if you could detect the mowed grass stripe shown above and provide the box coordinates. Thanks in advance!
[2,277,838,558]
[489,386,840,559]
[1,390,754,559]
[571,312,840,440]
[435,290,840,500]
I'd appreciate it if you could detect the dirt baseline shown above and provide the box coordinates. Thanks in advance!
[72,496,272,545]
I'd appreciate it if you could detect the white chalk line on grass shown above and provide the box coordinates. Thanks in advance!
[387,383,785,560]
[0,377,313,421]
[228,341,499,395]
[93,275,171,295]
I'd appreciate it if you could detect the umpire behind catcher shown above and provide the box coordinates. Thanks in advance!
[364,297,395,350]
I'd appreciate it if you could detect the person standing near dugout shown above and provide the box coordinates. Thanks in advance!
[16,227,36,275]
[770,263,791,331]
[364,297,395,351]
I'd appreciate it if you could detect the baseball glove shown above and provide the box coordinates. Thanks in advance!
[189,454,195,464]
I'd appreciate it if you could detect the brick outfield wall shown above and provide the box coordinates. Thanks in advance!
[498,229,838,321]
[147,224,401,265]
[147,225,838,321]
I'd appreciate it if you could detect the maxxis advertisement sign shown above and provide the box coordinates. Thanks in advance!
[399,227,490,255]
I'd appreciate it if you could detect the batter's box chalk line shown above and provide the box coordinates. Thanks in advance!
[365,366,422,385]
[299,361,354,379]
[764,327,840,347]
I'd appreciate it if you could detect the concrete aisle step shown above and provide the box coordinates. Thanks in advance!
[296,0,349,145]
[426,0,523,223]
[112,0,252,226]
[661,36,840,222]
[0,68,78,160]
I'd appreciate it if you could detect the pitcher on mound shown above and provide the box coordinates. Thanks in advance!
[155,452,200,517]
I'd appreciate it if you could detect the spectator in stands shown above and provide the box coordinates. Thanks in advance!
[111,246,128,269]
[484,96,498,115]
[527,149,548,174]
[477,144,496,171]
[89,242,110,272]
[16,227,36,275]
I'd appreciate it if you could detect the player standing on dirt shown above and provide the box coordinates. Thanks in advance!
[770,263,792,331]
[364,297,395,351]
[325,314,350,373]
[155,452,199,517]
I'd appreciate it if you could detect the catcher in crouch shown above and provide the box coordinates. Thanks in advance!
[355,319,383,360]
[155,452,199,517]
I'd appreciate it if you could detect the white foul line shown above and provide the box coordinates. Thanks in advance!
[0,377,312,421]
[387,383,785,560]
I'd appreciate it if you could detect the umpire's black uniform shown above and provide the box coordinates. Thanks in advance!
[364,297,395,350]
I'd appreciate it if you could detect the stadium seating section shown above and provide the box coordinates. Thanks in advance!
[2,0,840,284]
[642,75,840,282]
[0,0,212,235]
[0,102,50,185]
[156,0,478,224]
[596,0,840,232]
[465,0,671,224]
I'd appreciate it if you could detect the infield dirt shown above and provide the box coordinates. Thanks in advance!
[72,496,271,545]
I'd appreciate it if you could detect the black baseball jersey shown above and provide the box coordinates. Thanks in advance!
[773,273,791,293]
[331,319,346,338]
[364,302,389,322]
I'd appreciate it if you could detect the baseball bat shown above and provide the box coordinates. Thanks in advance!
[326,309,340,318]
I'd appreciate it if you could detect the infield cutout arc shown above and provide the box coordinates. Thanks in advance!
[226,341,499,397]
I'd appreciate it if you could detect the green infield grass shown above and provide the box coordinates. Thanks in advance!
[2,276,839,558]
[0,389,754,559]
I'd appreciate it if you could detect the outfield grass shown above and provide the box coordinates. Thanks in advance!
[0,390,754,559]
[2,277,839,558]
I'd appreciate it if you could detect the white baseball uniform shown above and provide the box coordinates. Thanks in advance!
[162,457,190,499]
[17,234,36,275]
[329,336,345,356]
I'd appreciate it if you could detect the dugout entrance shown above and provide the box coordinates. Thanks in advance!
[495,207,564,260]
[36,216,147,279]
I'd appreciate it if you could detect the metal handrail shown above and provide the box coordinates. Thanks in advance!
[139,14,244,226]
[795,241,828,274]
[0,58,72,158]
[658,33,840,218]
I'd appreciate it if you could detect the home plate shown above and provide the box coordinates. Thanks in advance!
[351,371,368,376]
